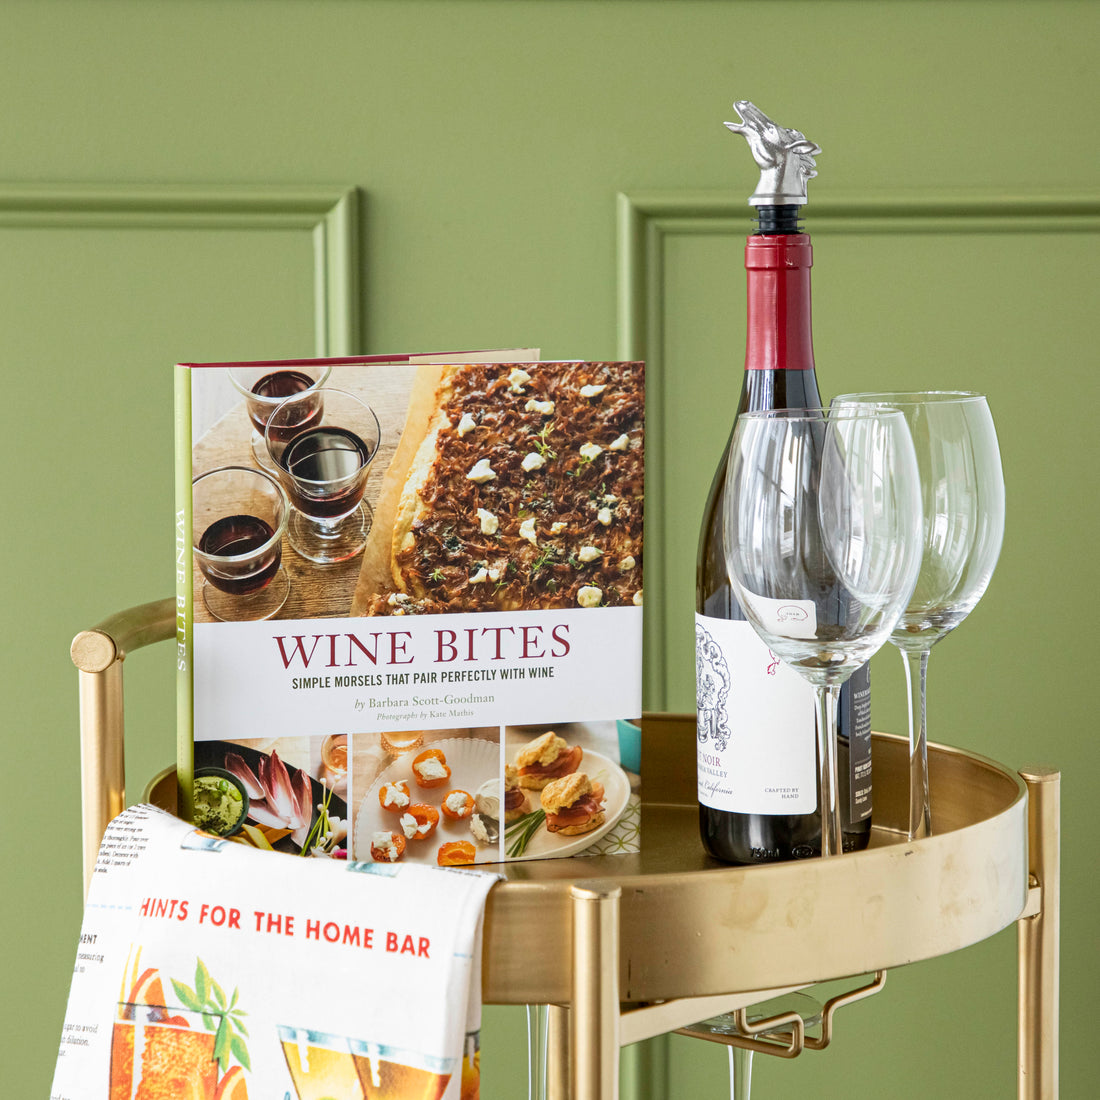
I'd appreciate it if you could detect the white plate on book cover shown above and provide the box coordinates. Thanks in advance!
[354,736,501,867]
[507,748,631,860]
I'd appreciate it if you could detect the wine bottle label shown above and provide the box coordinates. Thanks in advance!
[696,612,817,814]
[842,662,873,821]
[738,590,818,638]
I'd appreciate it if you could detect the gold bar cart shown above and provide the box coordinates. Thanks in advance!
[72,598,1060,1099]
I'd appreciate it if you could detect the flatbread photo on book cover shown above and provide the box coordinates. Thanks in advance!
[352,360,645,617]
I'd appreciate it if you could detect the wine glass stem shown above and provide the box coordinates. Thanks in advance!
[729,1046,753,1100]
[526,1003,548,1100]
[901,648,932,840]
[813,683,842,857]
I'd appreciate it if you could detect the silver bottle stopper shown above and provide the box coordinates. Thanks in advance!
[724,101,821,206]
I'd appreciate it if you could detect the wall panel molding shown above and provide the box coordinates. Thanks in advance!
[0,183,362,356]
[618,189,1100,708]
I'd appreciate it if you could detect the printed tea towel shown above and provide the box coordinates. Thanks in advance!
[51,804,498,1099]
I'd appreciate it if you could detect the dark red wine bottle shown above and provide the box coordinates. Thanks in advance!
[695,200,872,863]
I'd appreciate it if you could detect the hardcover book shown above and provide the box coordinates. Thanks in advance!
[176,352,644,866]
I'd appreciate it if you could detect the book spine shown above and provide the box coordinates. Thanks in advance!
[174,363,194,821]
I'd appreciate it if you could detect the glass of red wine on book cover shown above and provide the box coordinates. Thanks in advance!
[722,406,923,857]
[265,387,382,565]
[830,391,1005,840]
[192,465,291,621]
[229,362,333,472]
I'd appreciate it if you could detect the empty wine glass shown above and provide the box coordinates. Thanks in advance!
[229,362,332,471]
[831,392,1005,839]
[687,991,824,1100]
[265,387,381,564]
[192,465,290,621]
[723,407,922,855]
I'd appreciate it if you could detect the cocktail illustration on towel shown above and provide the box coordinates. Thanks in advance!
[109,953,250,1100]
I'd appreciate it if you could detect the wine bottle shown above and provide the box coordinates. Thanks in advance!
[696,102,872,863]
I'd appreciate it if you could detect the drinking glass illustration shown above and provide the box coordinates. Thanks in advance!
[461,1031,481,1100]
[111,1002,220,1100]
[832,391,1005,838]
[266,387,381,564]
[192,465,290,621]
[723,407,922,856]
[229,361,332,471]
[280,1026,364,1100]
[348,1038,454,1100]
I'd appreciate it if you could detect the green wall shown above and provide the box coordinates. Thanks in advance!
[2,2,1095,1096]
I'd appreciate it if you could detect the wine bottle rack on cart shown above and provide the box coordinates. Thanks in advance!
[72,598,1060,1099]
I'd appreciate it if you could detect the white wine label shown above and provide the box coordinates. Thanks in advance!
[696,613,817,814]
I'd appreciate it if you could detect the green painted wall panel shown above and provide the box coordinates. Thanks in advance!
[1,2,1095,1097]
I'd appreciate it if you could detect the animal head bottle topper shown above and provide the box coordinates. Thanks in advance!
[725,101,821,206]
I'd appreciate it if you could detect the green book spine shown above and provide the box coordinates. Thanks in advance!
[174,363,194,822]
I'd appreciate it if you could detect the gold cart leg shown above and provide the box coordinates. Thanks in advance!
[72,634,127,897]
[547,1004,571,1100]
[71,599,176,898]
[1017,766,1060,1099]
[571,883,622,1100]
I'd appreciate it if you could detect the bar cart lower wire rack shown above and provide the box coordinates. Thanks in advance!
[71,598,1060,1099]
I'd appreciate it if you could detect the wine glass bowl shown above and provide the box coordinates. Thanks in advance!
[723,407,923,856]
[266,387,382,564]
[831,391,1005,839]
[729,409,923,681]
[882,395,1001,639]
[229,362,333,471]
[191,465,290,621]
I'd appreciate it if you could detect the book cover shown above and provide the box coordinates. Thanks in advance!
[176,353,644,866]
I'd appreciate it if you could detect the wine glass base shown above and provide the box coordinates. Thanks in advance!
[288,500,373,564]
[696,992,822,1036]
[686,992,823,1100]
[201,567,290,622]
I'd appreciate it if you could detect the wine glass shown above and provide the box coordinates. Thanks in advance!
[687,991,824,1100]
[191,465,290,621]
[830,392,1005,839]
[229,362,332,471]
[265,387,381,564]
[723,407,922,856]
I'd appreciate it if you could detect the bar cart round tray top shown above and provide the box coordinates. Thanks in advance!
[145,715,1030,1006]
